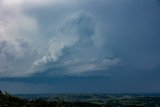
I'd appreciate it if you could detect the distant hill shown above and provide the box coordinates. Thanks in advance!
[0,91,100,107]
[1,90,160,107]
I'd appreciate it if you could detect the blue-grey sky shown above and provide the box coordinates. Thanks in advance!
[0,0,160,94]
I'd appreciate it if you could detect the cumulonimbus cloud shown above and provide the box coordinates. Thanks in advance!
[0,0,40,77]
[0,0,120,77]
[32,13,120,76]
[0,39,38,77]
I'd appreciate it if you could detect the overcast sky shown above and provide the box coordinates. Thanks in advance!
[0,0,160,94]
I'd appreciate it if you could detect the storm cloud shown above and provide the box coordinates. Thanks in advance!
[32,13,119,76]
[0,0,119,77]
[0,0,160,93]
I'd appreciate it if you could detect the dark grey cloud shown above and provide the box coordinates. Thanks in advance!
[156,0,160,6]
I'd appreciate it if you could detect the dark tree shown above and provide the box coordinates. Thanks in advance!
[0,90,2,95]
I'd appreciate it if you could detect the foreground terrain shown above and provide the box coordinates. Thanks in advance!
[1,91,160,107]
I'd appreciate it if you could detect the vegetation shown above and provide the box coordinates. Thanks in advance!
[0,90,100,107]
[1,90,160,107]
